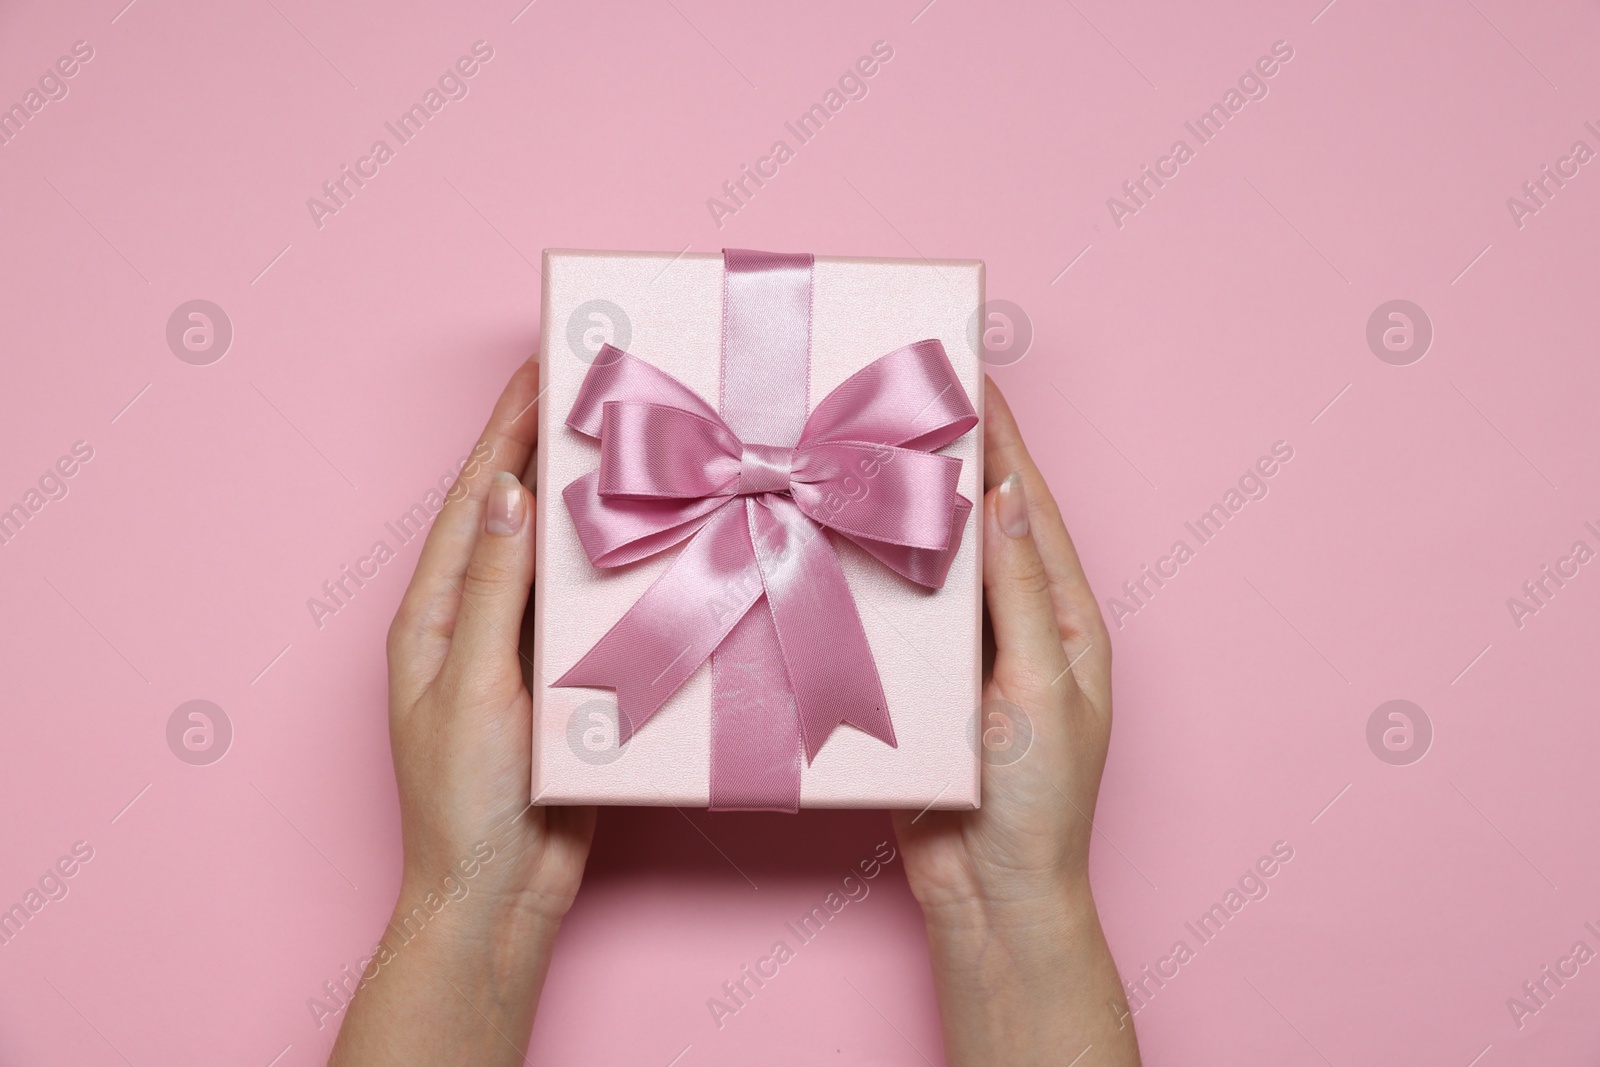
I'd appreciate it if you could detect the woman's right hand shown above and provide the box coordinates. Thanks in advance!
[892,375,1139,1066]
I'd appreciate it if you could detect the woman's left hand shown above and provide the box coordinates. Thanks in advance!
[330,354,595,1067]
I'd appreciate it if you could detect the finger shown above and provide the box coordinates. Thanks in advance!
[389,356,542,698]
[984,472,1069,696]
[437,471,535,705]
[983,378,1111,652]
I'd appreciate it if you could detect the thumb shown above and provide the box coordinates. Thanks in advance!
[985,472,1068,694]
[439,471,534,703]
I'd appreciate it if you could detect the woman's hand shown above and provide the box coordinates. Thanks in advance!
[330,355,595,1066]
[892,377,1140,1065]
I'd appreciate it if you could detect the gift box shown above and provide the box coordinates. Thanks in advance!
[532,248,984,811]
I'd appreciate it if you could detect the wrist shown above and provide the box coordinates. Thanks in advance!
[921,874,1101,970]
[917,867,1096,941]
[388,871,562,981]
[917,876,1140,1066]
[327,880,561,1066]
[395,833,576,943]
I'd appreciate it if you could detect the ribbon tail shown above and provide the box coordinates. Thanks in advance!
[709,569,803,812]
[554,503,765,741]
[750,496,896,763]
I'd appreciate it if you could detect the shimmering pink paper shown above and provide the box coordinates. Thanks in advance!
[533,250,983,808]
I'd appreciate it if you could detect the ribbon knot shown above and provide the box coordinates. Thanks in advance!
[556,337,978,769]
[737,443,795,496]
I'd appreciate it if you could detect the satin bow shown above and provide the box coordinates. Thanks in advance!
[555,339,977,761]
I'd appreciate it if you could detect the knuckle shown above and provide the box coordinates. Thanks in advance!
[388,589,453,660]
[387,600,426,662]
[444,442,502,508]
[1063,599,1110,648]
[991,440,1034,481]
[462,552,514,600]
[1011,552,1051,598]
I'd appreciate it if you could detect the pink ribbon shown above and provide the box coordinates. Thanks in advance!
[555,250,976,810]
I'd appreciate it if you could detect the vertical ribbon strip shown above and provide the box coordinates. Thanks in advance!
[710,249,815,810]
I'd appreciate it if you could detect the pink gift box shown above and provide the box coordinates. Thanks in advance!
[532,249,984,809]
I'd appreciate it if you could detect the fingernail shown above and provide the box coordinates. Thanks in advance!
[486,471,525,535]
[998,473,1030,539]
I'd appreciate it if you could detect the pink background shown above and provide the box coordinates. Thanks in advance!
[1,0,1597,1063]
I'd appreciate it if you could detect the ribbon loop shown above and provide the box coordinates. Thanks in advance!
[597,402,741,500]
[791,442,961,551]
[800,339,978,453]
